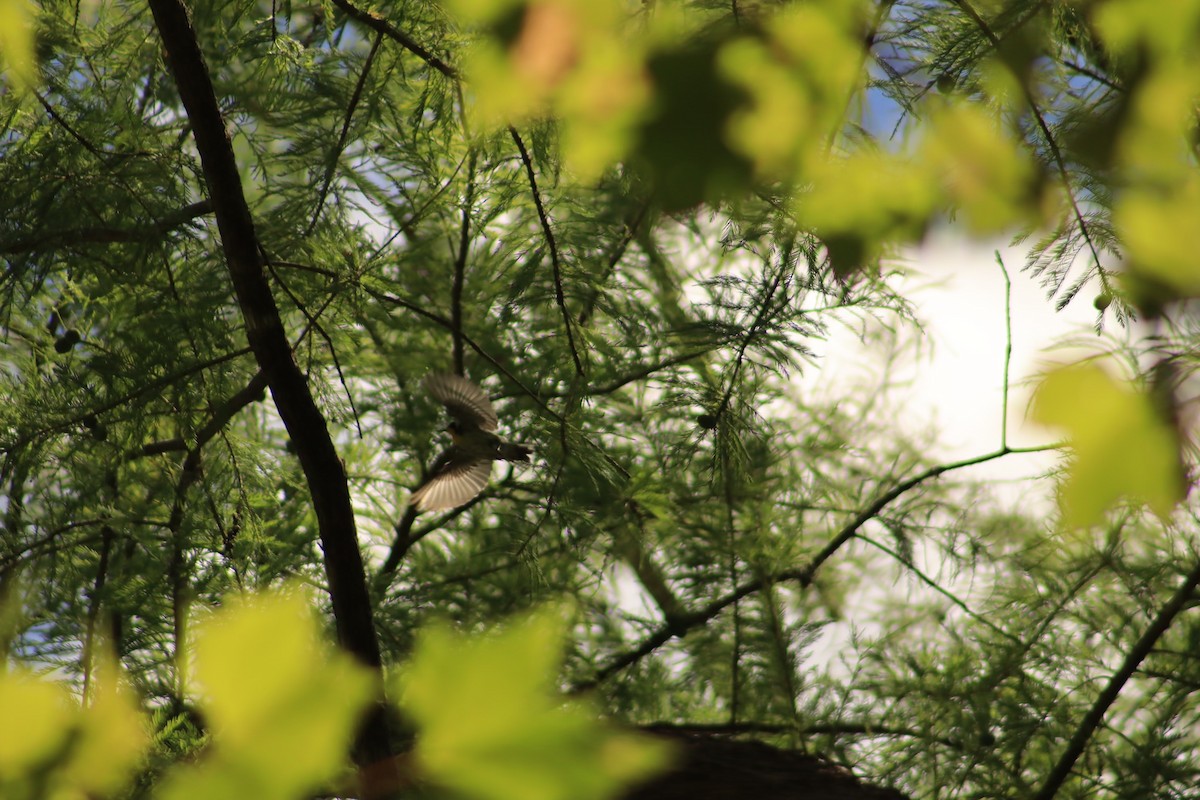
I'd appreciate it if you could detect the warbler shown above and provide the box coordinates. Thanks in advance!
[410,372,532,512]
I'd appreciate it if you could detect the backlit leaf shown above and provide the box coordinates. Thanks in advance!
[395,605,674,800]
[0,0,36,92]
[1032,362,1184,528]
[158,588,376,800]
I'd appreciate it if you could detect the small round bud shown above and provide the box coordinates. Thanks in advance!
[1093,292,1112,311]
[697,413,719,431]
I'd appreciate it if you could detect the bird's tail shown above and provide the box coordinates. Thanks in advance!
[498,443,532,462]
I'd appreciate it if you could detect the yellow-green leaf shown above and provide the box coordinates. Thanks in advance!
[1032,362,1184,528]
[1115,172,1200,298]
[159,587,376,800]
[64,657,149,795]
[0,0,37,92]
[395,605,673,800]
[1092,0,1200,62]
[0,671,74,779]
[796,150,940,266]
[0,663,148,799]
[920,101,1037,233]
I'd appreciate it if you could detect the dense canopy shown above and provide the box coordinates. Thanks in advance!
[3,1,1200,799]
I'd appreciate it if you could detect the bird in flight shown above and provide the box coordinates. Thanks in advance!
[410,373,532,512]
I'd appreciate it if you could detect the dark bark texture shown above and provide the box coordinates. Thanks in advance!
[147,0,390,764]
[625,732,912,800]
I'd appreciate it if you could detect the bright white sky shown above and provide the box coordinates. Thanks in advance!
[782,230,1111,672]
[613,231,1108,625]
[806,227,1103,509]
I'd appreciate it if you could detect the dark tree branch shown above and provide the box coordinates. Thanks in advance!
[451,151,478,375]
[376,494,487,582]
[147,0,388,762]
[1032,554,1200,800]
[510,126,585,377]
[571,444,1058,691]
[307,30,384,237]
[128,438,187,460]
[377,506,420,580]
[330,0,459,80]
[1,200,213,254]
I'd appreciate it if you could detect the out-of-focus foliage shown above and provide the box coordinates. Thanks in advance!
[1033,362,1184,529]
[396,604,673,800]
[0,0,36,91]
[156,589,375,800]
[3,0,1200,798]
[0,661,147,799]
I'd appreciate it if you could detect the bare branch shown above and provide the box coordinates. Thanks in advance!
[330,0,459,80]
[452,151,478,376]
[148,0,388,760]
[571,444,1060,691]
[307,30,385,236]
[510,126,585,377]
[1032,554,1200,800]
[1,201,213,255]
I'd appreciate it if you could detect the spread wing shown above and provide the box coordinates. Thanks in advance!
[410,453,493,512]
[423,373,499,432]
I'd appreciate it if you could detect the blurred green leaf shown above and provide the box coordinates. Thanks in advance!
[395,605,674,800]
[0,0,37,92]
[1092,0,1200,62]
[0,661,147,799]
[921,101,1039,234]
[64,657,149,796]
[0,672,74,782]
[632,37,754,210]
[1032,363,1184,528]
[158,588,376,800]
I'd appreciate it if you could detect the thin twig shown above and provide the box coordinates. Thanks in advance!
[1,201,213,254]
[642,720,958,747]
[857,532,1020,644]
[950,0,1107,288]
[6,346,255,452]
[509,126,585,377]
[577,198,651,326]
[452,150,478,375]
[714,255,789,422]
[33,90,133,159]
[571,443,1060,691]
[330,0,459,80]
[997,251,1012,448]
[1032,554,1200,800]
[307,30,385,236]
[266,257,364,438]
[514,348,717,399]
